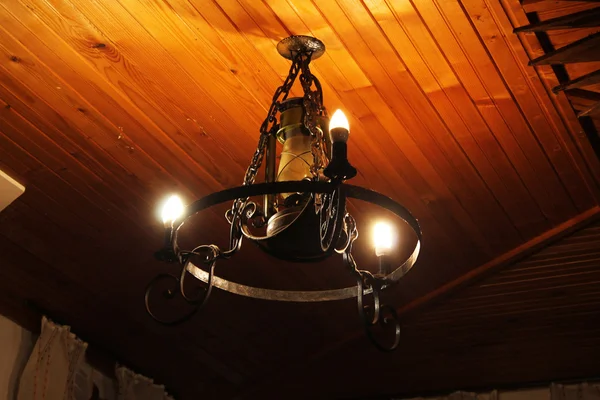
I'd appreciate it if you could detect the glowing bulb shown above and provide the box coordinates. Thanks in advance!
[161,195,184,226]
[329,109,350,143]
[373,221,394,257]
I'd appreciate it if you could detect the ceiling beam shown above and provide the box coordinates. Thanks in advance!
[237,206,600,399]
[567,88,600,117]
[521,0,600,7]
[521,0,600,4]
[529,32,600,65]
[553,69,600,93]
[579,101,600,117]
[514,6,600,32]
[395,206,600,316]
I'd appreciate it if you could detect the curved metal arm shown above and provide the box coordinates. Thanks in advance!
[145,248,218,326]
[178,245,219,306]
[356,271,381,326]
[364,304,401,352]
[144,274,200,326]
[341,213,402,352]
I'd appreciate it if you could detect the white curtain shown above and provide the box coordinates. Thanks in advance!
[115,366,173,400]
[17,316,89,400]
[0,315,34,400]
[551,383,600,400]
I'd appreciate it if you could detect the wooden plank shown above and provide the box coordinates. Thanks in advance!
[529,32,600,64]
[524,0,600,15]
[522,0,600,7]
[1,0,247,190]
[567,87,600,114]
[0,7,235,229]
[0,140,170,289]
[0,99,139,229]
[362,0,570,234]
[553,68,600,92]
[563,61,600,89]
[407,0,582,225]
[234,206,600,398]
[514,6,600,32]
[416,283,600,318]
[466,0,600,208]
[568,87,600,109]
[0,83,155,223]
[578,100,600,116]
[428,0,595,214]
[0,139,105,241]
[0,93,232,258]
[502,0,600,196]
[396,206,600,314]
[546,27,600,49]
[47,0,259,166]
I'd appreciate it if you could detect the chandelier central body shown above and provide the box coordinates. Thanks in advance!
[147,36,422,351]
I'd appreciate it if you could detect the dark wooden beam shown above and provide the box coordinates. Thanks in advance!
[567,88,600,112]
[529,32,600,65]
[515,6,600,32]
[568,87,600,117]
[395,206,600,316]
[579,101,600,117]
[553,69,600,92]
[521,0,600,4]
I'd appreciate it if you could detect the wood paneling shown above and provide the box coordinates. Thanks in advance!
[0,0,599,398]
[512,0,600,175]
[243,216,600,399]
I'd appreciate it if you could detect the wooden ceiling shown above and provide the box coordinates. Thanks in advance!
[244,213,600,399]
[0,0,599,399]
[513,0,600,152]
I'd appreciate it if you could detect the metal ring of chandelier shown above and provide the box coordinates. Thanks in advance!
[175,181,421,302]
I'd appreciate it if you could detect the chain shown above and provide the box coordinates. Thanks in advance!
[299,55,329,178]
[243,57,301,187]
[226,53,304,251]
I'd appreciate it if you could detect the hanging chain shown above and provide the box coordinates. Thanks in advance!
[299,55,329,178]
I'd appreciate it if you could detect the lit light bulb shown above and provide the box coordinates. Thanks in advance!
[161,195,184,226]
[373,221,394,257]
[329,109,350,143]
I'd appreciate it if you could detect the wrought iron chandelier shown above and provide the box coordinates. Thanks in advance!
[146,36,422,351]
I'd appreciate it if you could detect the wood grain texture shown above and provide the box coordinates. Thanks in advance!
[0,0,599,398]
[244,215,600,399]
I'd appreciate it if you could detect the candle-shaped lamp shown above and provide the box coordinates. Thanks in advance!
[161,195,184,227]
[373,221,394,275]
[323,109,357,180]
[156,195,184,262]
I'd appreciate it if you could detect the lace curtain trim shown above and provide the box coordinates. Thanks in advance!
[17,316,89,400]
[116,365,174,400]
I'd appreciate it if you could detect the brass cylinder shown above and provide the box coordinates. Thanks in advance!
[276,99,313,198]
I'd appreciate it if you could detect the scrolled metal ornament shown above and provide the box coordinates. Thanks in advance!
[319,188,345,252]
[145,246,218,326]
[356,271,382,326]
[364,304,402,352]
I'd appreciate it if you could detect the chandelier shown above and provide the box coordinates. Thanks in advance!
[146,36,421,351]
